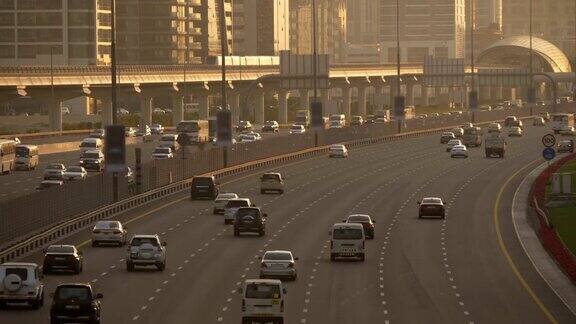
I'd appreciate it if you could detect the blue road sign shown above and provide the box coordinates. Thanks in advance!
[542,147,556,161]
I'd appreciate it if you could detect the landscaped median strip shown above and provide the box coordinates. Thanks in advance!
[0,113,539,264]
[531,152,576,284]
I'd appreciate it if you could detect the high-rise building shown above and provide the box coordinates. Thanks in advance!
[232,0,289,56]
[503,0,575,59]
[289,0,347,63]
[347,0,379,44]
[474,0,502,29]
[116,0,232,65]
[379,0,466,63]
[0,0,111,66]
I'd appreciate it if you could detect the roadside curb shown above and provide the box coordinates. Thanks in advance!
[512,160,576,315]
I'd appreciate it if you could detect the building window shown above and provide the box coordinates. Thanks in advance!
[407,47,428,62]
[0,13,15,26]
[37,29,62,42]
[0,45,15,58]
[0,29,15,42]
[0,0,14,10]
[37,13,63,26]
[69,44,94,58]
[37,45,63,55]
[16,13,35,26]
[17,29,36,42]
[37,0,62,10]
[17,0,35,10]
[17,44,35,58]
[69,28,95,42]
[69,12,93,26]
[434,47,448,58]
[68,0,94,10]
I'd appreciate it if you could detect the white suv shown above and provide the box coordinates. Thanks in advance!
[213,193,239,214]
[0,262,44,309]
[260,173,285,194]
[239,279,286,324]
[126,235,167,272]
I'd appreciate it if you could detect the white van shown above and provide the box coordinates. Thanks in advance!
[79,138,103,154]
[239,279,285,324]
[329,223,365,261]
[15,145,39,170]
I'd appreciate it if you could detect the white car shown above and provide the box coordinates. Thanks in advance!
[89,129,105,139]
[487,123,502,133]
[260,172,284,194]
[0,262,44,309]
[43,163,66,180]
[79,149,105,172]
[289,124,306,134]
[559,126,575,136]
[152,108,165,114]
[557,140,574,153]
[240,134,259,143]
[213,193,239,214]
[451,127,464,138]
[330,223,365,261]
[329,121,344,129]
[36,180,64,190]
[136,124,152,137]
[126,235,167,271]
[224,198,253,224]
[239,279,286,324]
[152,147,173,159]
[92,220,128,246]
[64,166,87,180]
[150,124,164,134]
[259,250,298,281]
[159,134,180,151]
[508,126,523,137]
[329,144,348,158]
[450,144,468,158]
[261,120,280,133]
[446,139,462,152]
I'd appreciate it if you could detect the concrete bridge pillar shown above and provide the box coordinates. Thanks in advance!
[382,87,391,109]
[373,85,384,111]
[421,85,430,107]
[299,90,309,109]
[229,92,241,125]
[277,89,288,124]
[140,96,153,126]
[254,91,265,125]
[101,100,113,128]
[342,86,352,119]
[172,96,184,126]
[406,83,415,107]
[320,89,330,113]
[198,93,209,119]
[49,100,63,132]
[357,86,367,117]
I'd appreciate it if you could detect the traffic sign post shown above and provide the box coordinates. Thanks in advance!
[541,134,556,148]
[542,147,556,161]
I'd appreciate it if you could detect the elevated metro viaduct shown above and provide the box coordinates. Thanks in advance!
[0,37,573,131]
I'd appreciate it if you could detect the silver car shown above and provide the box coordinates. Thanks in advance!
[91,221,127,246]
[259,250,298,281]
[213,193,239,214]
[126,235,167,271]
[43,163,66,180]
[64,166,87,181]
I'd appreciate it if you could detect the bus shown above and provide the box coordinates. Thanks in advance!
[176,120,210,143]
[462,127,482,147]
[0,139,16,174]
[551,113,574,133]
[15,144,39,170]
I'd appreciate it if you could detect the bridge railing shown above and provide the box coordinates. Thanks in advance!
[0,107,545,256]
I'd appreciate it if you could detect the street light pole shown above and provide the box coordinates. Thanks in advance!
[394,0,404,130]
[313,0,318,103]
[219,0,228,111]
[469,0,478,115]
[50,46,55,130]
[111,0,118,125]
[528,0,537,110]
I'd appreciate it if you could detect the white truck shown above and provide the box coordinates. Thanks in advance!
[485,133,506,158]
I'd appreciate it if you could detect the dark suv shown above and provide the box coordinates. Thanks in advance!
[190,176,219,200]
[50,283,102,324]
[418,197,446,219]
[234,207,267,237]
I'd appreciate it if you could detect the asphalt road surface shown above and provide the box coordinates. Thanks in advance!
[0,129,288,201]
[1,124,574,324]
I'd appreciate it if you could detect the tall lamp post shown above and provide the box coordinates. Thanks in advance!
[469,0,478,115]
[393,0,404,130]
[111,0,118,124]
[527,0,537,111]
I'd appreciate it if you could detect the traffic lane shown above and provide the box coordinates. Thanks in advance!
[447,156,575,319]
[22,134,88,145]
[376,125,550,323]
[0,134,436,322]
[281,146,464,324]
[107,137,445,323]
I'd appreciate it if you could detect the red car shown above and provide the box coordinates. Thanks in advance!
[418,197,446,219]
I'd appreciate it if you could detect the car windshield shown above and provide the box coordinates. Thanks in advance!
[82,153,100,159]
[245,283,281,299]
[422,198,442,204]
[442,133,454,137]
[263,252,292,261]
[131,237,159,246]
[154,148,171,154]
[333,228,363,239]
[80,142,96,147]
[5,268,28,280]
[448,140,460,145]
[57,287,90,301]
[94,221,120,229]
[262,174,280,181]
[227,200,249,208]
[67,166,83,172]
[192,177,213,186]
[15,146,29,157]
[348,216,370,223]
[291,126,302,130]
[47,246,75,253]
[216,194,237,200]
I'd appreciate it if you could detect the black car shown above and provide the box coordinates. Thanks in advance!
[261,121,279,133]
[50,284,102,324]
[418,197,446,219]
[343,214,375,239]
[43,245,83,275]
[365,115,376,124]
[234,207,267,237]
[236,121,253,132]
[190,176,219,200]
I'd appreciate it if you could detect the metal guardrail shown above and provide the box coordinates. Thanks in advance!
[0,107,547,264]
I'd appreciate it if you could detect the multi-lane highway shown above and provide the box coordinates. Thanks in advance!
[1,124,574,323]
[0,129,288,201]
